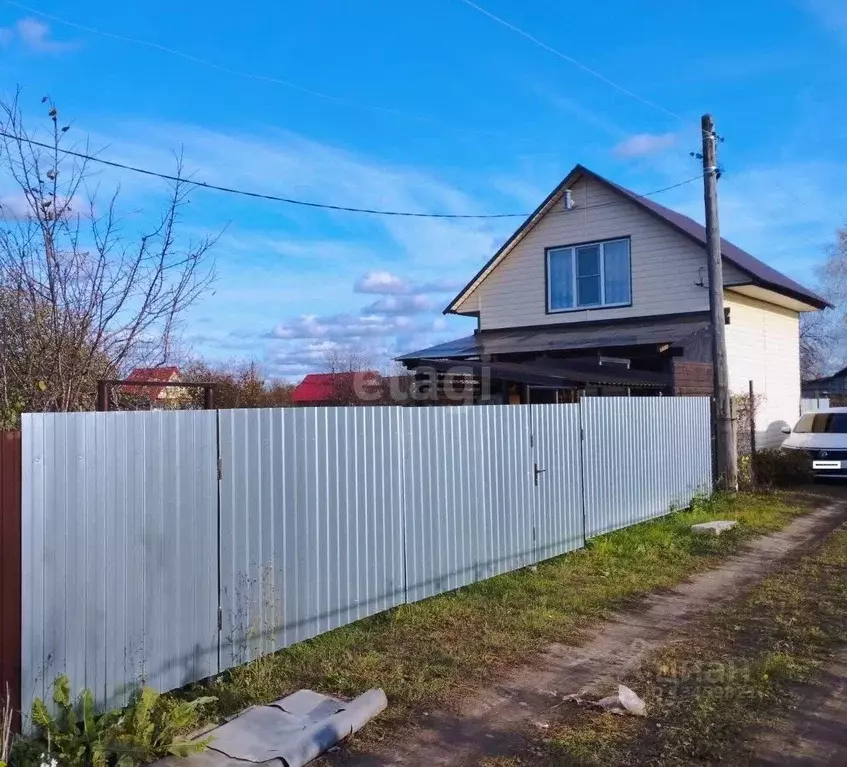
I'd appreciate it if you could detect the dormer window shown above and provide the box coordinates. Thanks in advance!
[547,237,631,312]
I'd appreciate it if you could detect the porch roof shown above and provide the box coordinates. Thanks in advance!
[414,357,671,389]
[397,313,710,361]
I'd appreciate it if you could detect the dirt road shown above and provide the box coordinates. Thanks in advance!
[338,498,847,766]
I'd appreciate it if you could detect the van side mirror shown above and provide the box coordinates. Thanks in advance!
[781,426,791,435]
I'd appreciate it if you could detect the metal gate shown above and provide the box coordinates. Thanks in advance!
[530,404,585,560]
[403,405,536,602]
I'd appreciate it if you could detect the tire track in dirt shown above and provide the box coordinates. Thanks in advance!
[338,499,847,766]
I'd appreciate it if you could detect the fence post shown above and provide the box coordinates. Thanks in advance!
[204,385,216,411]
[0,430,22,732]
[577,396,588,545]
[748,380,756,455]
[96,380,109,412]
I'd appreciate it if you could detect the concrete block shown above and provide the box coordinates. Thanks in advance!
[691,520,738,536]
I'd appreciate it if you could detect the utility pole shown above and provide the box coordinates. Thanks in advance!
[701,114,738,491]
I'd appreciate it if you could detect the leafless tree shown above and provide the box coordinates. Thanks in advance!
[0,91,216,424]
[800,310,831,379]
[320,347,374,405]
[800,225,847,379]
[181,358,294,409]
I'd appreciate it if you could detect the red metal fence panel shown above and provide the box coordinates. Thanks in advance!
[0,430,22,731]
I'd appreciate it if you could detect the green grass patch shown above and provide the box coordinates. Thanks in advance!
[542,515,847,766]
[180,491,822,742]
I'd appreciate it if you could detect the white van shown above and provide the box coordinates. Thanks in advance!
[781,408,847,477]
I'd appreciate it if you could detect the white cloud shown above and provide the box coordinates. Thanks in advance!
[0,18,78,53]
[270,308,425,342]
[355,271,407,294]
[0,190,81,221]
[613,132,677,158]
[0,192,34,219]
[263,311,463,380]
[363,295,433,315]
[354,270,463,295]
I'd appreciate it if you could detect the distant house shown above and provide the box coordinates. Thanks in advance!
[291,371,381,406]
[122,366,185,408]
[398,164,829,447]
[803,366,847,399]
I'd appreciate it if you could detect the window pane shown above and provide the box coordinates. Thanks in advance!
[603,240,630,304]
[793,414,814,433]
[548,248,573,310]
[577,274,601,306]
[576,246,600,277]
[810,413,847,433]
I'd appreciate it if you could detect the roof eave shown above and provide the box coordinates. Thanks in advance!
[756,282,831,311]
[728,277,831,310]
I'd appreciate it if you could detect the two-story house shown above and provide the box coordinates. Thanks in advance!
[398,165,829,447]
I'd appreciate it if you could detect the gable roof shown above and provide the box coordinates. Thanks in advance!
[291,371,378,403]
[122,366,181,399]
[446,164,830,313]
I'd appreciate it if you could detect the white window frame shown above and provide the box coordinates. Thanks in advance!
[546,237,631,313]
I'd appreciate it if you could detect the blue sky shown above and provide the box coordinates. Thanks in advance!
[1,0,845,379]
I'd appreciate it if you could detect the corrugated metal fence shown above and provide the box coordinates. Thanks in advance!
[581,398,713,536]
[218,407,406,668]
[800,397,830,414]
[20,397,711,718]
[22,412,219,714]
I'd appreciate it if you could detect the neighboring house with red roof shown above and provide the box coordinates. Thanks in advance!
[291,371,381,406]
[122,366,185,408]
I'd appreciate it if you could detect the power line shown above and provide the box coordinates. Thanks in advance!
[0,129,526,218]
[457,0,686,123]
[549,174,707,214]
[3,0,526,144]
[0,129,704,218]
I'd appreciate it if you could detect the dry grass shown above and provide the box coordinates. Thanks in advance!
[540,518,847,765]
[1,685,12,767]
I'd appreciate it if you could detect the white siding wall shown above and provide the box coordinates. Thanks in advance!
[724,292,801,448]
[456,174,747,328]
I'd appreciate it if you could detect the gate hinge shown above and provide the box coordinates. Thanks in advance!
[217,458,223,480]
[530,434,534,448]
[580,427,585,441]
[217,606,223,631]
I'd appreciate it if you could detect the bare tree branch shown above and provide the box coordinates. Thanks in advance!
[801,225,847,380]
[0,91,217,423]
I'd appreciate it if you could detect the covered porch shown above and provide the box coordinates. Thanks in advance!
[397,313,714,404]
